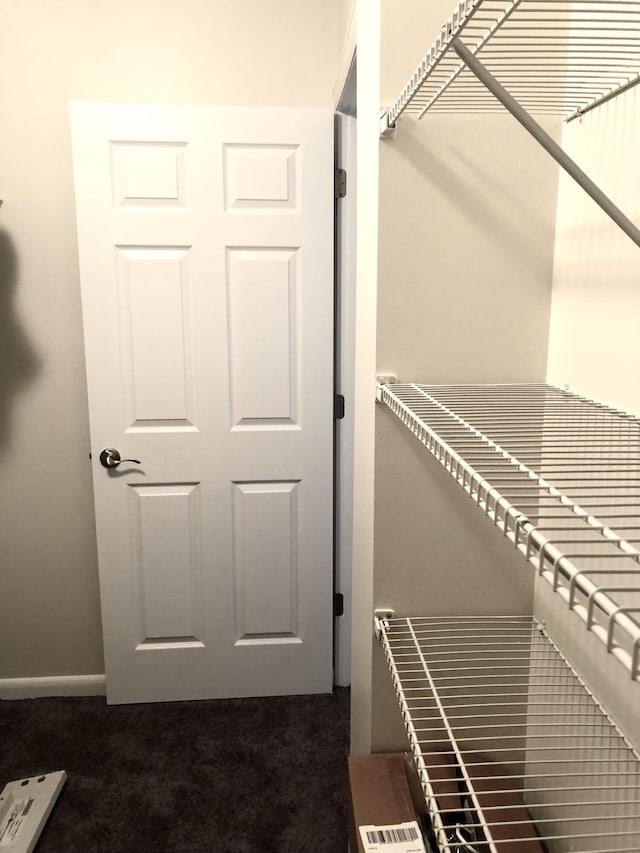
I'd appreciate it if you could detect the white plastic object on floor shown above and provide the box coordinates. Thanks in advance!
[0,771,66,852]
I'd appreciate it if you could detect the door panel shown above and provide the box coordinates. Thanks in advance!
[232,480,300,641]
[117,246,194,424]
[130,483,202,644]
[227,248,298,425]
[70,103,333,703]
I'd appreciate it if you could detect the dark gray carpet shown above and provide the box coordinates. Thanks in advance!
[0,689,350,853]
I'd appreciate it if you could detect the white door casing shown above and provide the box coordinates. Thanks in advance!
[335,110,357,688]
[70,103,334,703]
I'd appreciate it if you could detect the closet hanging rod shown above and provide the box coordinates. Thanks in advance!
[450,37,640,249]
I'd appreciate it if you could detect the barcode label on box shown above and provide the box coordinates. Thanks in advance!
[359,821,426,852]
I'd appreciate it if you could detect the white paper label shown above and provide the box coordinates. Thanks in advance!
[358,820,426,853]
[0,797,34,846]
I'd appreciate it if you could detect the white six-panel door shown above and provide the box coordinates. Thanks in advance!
[70,103,334,703]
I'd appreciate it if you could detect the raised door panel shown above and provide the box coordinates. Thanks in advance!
[227,248,299,428]
[116,247,195,427]
[232,481,300,644]
[128,483,203,648]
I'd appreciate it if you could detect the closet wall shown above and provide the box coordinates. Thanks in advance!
[547,87,640,417]
[0,0,341,683]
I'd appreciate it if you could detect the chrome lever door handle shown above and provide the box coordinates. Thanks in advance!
[99,448,141,469]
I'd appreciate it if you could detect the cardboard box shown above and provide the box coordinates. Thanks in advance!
[347,753,427,853]
[348,752,544,853]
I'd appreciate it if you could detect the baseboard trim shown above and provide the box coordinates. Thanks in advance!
[0,675,106,700]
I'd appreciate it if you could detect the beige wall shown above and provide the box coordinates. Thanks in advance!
[0,0,339,680]
[547,86,640,416]
[338,0,356,52]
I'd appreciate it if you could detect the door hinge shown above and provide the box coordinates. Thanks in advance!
[335,168,347,199]
[334,393,345,420]
[334,593,345,617]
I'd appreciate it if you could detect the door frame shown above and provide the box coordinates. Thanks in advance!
[333,8,357,688]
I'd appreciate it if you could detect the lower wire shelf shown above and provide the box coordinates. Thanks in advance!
[374,613,640,853]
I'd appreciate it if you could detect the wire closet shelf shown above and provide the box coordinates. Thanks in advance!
[383,0,640,128]
[378,383,640,680]
[374,613,640,853]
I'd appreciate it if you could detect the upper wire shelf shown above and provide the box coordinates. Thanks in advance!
[383,0,640,129]
[378,382,640,680]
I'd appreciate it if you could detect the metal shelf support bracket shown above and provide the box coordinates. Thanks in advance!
[451,37,640,250]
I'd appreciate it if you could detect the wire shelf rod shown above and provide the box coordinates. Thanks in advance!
[515,0,640,5]
[415,766,640,783]
[397,657,604,670]
[409,74,639,85]
[474,33,640,41]
[514,503,640,513]
[386,417,640,436]
[401,684,592,695]
[412,86,637,95]
[395,410,635,426]
[405,674,608,688]
[413,84,636,95]
[399,433,640,448]
[393,641,591,653]
[405,620,503,853]
[440,784,640,797]
[412,718,631,731]
[392,621,556,630]
[431,813,640,828]
[409,702,633,715]
[413,745,636,760]
[438,829,640,844]
[433,805,640,826]
[400,652,636,669]
[403,383,625,400]
[400,408,640,423]
[388,431,640,458]
[395,650,569,659]
[413,740,636,754]
[375,619,454,851]
[467,17,640,24]
[402,400,638,415]
[491,7,640,21]
[416,64,640,71]
[384,395,635,416]
[436,790,640,803]
[390,404,638,418]
[460,44,640,51]
[402,688,631,706]
[400,430,640,444]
